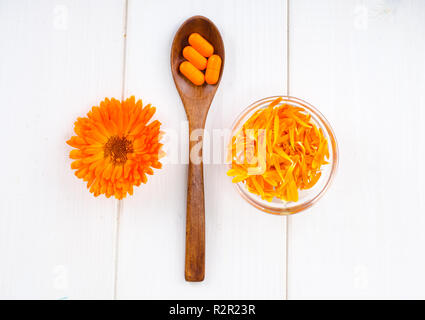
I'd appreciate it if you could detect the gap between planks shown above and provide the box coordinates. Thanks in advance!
[113,0,129,300]
[285,0,290,301]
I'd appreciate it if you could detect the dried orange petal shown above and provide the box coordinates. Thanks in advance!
[227,98,329,202]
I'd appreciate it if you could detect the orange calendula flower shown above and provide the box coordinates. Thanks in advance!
[67,96,164,199]
[227,97,329,203]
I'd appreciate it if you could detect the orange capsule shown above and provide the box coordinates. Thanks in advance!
[188,33,214,58]
[179,61,205,86]
[205,55,222,85]
[183,46,207,70]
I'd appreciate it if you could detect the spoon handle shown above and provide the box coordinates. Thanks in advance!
[185,125,205,282]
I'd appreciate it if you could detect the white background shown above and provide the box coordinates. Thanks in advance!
[0,0,424,299]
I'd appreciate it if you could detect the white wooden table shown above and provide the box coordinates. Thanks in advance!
[1,0,424,299]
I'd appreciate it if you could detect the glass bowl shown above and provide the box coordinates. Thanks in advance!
[227,96,338,215]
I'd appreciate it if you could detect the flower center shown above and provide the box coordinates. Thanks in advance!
[104,136,133,165]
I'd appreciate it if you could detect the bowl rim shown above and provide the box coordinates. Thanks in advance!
[228,95,339,215]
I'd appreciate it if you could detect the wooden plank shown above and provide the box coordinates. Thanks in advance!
[287,0,425,299]
[116,0,288,299]
[0,0,125,299]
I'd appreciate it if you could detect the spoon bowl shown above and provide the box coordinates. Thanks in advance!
[171,16,225,105]
[171,16,225,282]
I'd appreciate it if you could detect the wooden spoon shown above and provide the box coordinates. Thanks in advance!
[171,16,225,282]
